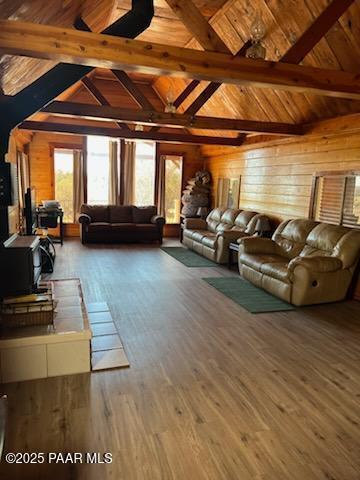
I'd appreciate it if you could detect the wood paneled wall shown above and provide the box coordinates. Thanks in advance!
[5,130,32,235]
[204,130,360,224]
[28,133,204,237]
[28,132,83,204]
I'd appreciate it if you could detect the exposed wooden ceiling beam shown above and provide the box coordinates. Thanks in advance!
[281,0,356,64]
[184,41,252,116]
[1,21,360,100]
[81,76,129,130]
[164,0,230,54]
[168,0,356,144]
[42,101,302,135]
[74,17,158,113]
[173,80,201,109]
[111,70,156,111]
[18,121,244,146]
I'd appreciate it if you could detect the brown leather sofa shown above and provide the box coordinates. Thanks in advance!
[238,218,360,306]
[182,207,271,264]
[78,205,165,244]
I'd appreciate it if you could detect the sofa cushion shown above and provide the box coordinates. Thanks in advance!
[109,206,133,223]
[233,211,257,232]
[215,208,241,233]
[240,253,287,271]
[88,222,111,232]
[192,230,211,242]
[111,223,135,230]
[305,223,349,253]
[273,219,318,259]
[246,214,271,235]
[202,234,217,249]
[81,205,109,223]
[183,228,195,240]
[206,207,226,233]
[261,262,290,283]
[132,206,157,224]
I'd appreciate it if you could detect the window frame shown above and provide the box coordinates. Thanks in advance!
[51,143,83,224]
[156,150,185,224]
[164,154,184,224]
[309,169,360,228]
[133,140,157,207]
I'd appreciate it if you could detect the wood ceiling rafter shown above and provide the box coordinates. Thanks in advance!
[111,70,156,111]
[164,0,357,144]
[242,0,357,145]
[161,0,253,128]
[19,120,245,147]
[69,15,177,137]
[281,0,356,65]
[73,15,189,136]
[164,0,230,53]
[42,101,303,136]
[1,21,359,100]
[80,76,129,130]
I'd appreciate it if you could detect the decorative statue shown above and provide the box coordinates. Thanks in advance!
[181,170,212,218]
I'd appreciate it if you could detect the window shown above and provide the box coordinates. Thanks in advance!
[87,136,110,205]
[311,172,360,229]
[134,141,156,206]
[164,155,183,224]
[54,149,74,223]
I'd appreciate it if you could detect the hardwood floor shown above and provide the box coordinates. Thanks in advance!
[1,239,360,480]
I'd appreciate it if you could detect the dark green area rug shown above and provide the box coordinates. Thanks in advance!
[203,277,295,313]
[161,247,217,267]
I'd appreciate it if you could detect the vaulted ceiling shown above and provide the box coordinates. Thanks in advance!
[1,0,360,141]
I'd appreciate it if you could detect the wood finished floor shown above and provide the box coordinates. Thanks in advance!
[1,239,360,480]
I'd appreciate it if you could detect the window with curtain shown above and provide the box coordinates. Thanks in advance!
[87,136,110,205]
[54,149,74,223]
[311,172,360,229]
[134,141,156,206]
[164,155,183,224]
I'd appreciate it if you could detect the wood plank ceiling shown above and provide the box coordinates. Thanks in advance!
[1,0,360,139]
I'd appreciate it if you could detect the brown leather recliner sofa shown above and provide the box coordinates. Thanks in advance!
[238,218,360,306]
[78,205,165,244]
[182,207,271,264]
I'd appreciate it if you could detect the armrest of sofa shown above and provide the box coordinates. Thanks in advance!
[151,215,165,229]
[288,256,343,274]
[216,230,244,242]
[238,237,277,254]
[78,213,91,225]
[183,218,207,230]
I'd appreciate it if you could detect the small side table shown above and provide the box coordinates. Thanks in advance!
[228,242,240,269]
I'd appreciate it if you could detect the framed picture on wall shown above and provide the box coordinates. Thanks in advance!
[216,176,241,208]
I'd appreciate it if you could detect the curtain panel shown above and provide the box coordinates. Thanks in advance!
[109,140,120,205]
[73,150,85,223]
[122,141,136,205]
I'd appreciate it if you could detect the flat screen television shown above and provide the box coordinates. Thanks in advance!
[24,187,37,235]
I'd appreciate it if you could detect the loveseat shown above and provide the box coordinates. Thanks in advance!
[238,219,360,306]
[78,205,165,244]
[182,207,271,264]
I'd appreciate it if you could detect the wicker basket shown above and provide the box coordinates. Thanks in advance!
[0,285,55,329]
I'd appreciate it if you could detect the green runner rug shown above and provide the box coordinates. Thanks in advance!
[203,276,295,313]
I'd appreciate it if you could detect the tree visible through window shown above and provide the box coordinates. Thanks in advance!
[134,142,156,206]
[164,155,183,224]
[87,136,110,205]
[54,149,74,223]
